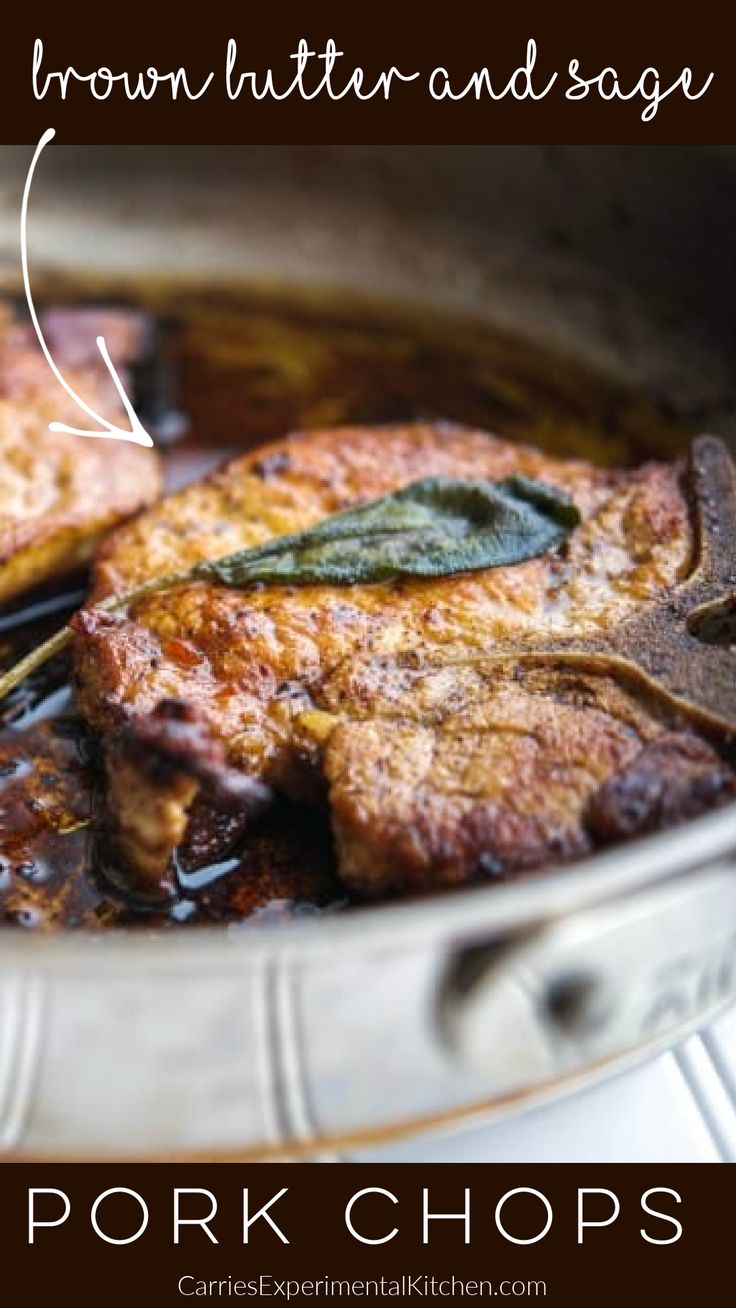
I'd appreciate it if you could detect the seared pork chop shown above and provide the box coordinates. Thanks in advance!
[322,658,734,892]
[0,303,161,604]
[71,423,736,899]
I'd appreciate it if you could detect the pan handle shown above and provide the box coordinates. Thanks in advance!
[437,861,736,1081]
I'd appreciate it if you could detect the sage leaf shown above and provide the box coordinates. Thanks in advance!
[195,474,580,588]
[0,476,580,706]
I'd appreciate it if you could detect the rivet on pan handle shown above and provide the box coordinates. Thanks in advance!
[437,862,736,1083]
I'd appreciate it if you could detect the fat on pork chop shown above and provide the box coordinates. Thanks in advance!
[70,423,736,900]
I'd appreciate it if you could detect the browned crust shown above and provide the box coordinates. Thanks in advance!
[0,305,162,604]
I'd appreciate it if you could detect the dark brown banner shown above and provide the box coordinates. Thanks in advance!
[0,1164,732,1305]
[1,3,734,144]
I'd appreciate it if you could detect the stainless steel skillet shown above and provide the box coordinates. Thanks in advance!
[0,144,735,1159]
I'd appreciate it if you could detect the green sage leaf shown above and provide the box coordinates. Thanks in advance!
[195,474,580,588]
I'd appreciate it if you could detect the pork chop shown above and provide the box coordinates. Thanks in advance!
[71,423,736,900]
[0,303,161,604]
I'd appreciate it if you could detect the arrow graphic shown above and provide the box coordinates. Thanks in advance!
[21,128,153,447]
